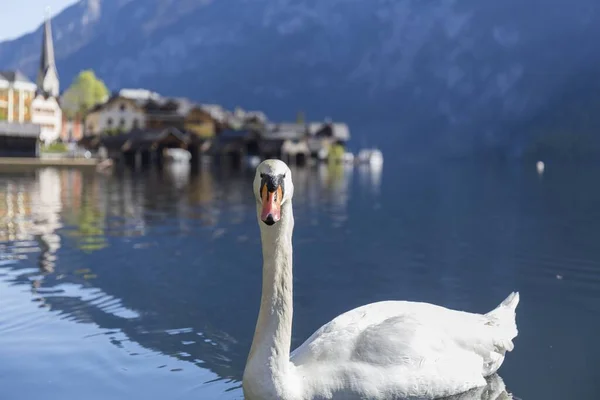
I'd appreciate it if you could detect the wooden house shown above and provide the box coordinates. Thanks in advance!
[260,123,308,161]
[213,129,257,167]
[85,95,146,135]
[98,127,204,167]
[184,106,222,138]
[144,97,191,130]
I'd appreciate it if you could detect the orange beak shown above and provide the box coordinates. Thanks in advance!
[261,185,282,225]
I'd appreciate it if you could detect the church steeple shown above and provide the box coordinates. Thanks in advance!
[37,7,60,97]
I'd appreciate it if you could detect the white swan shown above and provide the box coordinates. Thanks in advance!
[243,159,520,400]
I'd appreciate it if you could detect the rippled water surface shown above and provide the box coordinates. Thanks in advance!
[1,161,599,400]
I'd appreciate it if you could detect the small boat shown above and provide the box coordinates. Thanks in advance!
[342,152,354,164]
[164,148,191,163]
[536,161,545,174]
[246,155,261,169]
[357,148,383,168]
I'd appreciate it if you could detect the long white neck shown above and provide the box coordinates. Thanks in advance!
[244,201,295,398]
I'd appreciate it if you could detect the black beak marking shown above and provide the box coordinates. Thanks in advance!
[260,173,285,195]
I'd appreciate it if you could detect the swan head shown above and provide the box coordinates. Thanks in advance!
[253,159,293,226]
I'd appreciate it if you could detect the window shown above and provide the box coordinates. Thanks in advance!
[132,119,139,129]
[119,118,125,127]
[107,118,113,126]
[120,103,126,112]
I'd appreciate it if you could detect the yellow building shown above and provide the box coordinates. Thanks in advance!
[0,71,37,123]
[184,106,219,138]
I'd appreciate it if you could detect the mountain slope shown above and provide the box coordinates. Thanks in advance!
[2,0,600,157]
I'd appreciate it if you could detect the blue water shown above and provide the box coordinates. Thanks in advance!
[0,161,599,399]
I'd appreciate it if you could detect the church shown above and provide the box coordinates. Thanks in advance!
[31,12,63,144]
[0,10,62,157]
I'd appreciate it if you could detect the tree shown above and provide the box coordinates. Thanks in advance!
[61,70,109,118]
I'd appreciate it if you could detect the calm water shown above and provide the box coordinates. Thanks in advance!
[0,160,599,400]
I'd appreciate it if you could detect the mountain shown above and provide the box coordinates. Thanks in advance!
[2,0,600,158]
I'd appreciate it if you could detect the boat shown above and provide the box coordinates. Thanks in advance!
[164,148,191,163]
[357,148,383,167]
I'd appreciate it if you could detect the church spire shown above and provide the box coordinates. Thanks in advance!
[37,7,60,97]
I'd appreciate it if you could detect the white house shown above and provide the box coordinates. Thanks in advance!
[85,95,146,135]
[31,94,62,143]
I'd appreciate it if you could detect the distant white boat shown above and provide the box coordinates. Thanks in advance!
[342,152,354,164]
[165,148,191,163]
[317,147,329,162]
[247,155,261,169]
[536,161,545,174]
[357,148,383,168]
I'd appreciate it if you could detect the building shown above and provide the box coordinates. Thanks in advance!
[306,121,351,159]
[0,122,41,157]
[31,13,62,143]
[0,71,37,123]
[260,123,307,161]
[144,97,191,130]
[31,94,62,143]
[36,12,59,98]
[85,95,146,135]
[119,88,161,102]
[184,105,226,138]
[60,113,84,142]
[97,127,204,167]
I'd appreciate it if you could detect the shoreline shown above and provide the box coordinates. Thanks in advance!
[0,157,98,169]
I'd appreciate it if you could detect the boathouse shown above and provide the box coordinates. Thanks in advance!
[0,122,41,157]
[98,127,206,167]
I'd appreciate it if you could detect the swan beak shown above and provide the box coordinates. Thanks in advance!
[261,186,282,226]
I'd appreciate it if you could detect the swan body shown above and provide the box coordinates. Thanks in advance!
[243,160,520,400]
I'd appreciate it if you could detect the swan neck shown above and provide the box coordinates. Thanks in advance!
[246,201,294,390]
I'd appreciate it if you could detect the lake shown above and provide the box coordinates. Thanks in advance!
[0,159,599,400]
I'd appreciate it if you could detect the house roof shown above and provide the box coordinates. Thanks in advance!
[263,123,307,140]
[85,94,238,127]
[0,70,34,84]
[200,104,228,122]
[86,95,145,115]
[310,122,351,141]
[0,122,41,138]
[119,88,161,101]
[172,97,194,116]
[142,97,194,119]
[99,127,202,151]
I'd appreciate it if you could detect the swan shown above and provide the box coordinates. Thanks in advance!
[243,159,520,400]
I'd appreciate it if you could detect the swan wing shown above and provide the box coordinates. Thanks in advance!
[290,295,519,399]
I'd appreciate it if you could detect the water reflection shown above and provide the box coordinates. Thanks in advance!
[0,163,383,399]
[357,162,383,197]
[442,374,515,400]
[13,160,600,399]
